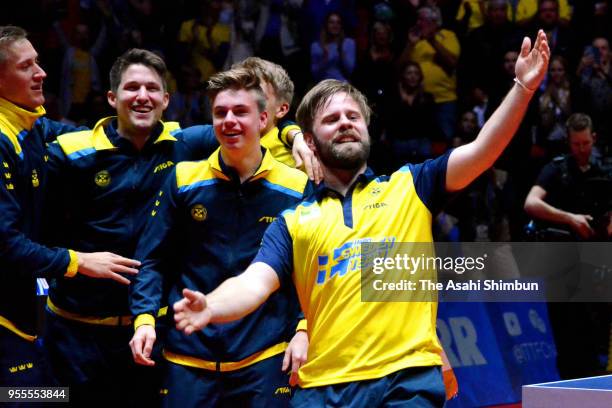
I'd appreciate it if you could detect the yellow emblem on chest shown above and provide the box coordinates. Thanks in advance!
[94,170,111,187]
[191,204,207,221]
[31,169,39,188]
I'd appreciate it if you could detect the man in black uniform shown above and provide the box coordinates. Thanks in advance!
[525,113,611,240]
[524,112,611,378]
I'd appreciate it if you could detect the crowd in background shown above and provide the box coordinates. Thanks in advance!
[6,0,612,241]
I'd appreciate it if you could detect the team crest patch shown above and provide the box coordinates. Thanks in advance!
[94,170,111,187]
[191,204,207,221]
[370,186,382,196]
[31,169,39,187]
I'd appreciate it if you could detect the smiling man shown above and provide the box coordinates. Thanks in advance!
[173,31,550,407]
[130,67,311,407]
[41,49,218,406]
[0,26,140,392]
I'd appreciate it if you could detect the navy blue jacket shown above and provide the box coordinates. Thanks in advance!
[45,117,217,317]
[131,149,311,361]
[0,98,82,337]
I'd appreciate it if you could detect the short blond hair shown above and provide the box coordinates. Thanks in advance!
[296,80,371,134]
[0,26,27,66]
[207,67,267,112]
[233,57,294,105]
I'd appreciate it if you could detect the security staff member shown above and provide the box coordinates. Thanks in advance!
[524,112,611,379]
[525,113,612,240]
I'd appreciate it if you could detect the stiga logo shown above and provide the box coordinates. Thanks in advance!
[94,170,111,187]
[154,160,174,173]
[364,202,388,210]
[259,216,277,223]
[274,387,291,395]
[191,204,207,221]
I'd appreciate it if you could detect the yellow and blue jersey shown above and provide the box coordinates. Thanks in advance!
[131,149,311,364]
[44,117,217,318]
[0,97,83,338]
[254,151,453,388]
[260,120,301,168]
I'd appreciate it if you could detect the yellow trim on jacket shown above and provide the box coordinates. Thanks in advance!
[163,341,288,372]
[47,297,133,326]
[56,117,179,158]
[0,315,37,342]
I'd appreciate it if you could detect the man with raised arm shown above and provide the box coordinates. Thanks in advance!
[174,31,550,407]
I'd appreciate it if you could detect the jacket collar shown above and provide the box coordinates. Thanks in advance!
[208,147,275,182]
[0,98,45,131]
[0,98,46,157]
[90,116,178,151]
[313,167,377,201]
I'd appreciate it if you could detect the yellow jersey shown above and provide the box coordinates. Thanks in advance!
[254,152,452,387]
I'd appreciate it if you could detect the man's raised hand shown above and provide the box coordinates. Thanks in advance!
[515,29,551,92]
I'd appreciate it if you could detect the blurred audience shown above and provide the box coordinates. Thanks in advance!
[537,55,573,158]
[177,0,231,82]
[400,5,460,141]
[459,0,522,96]
[310,12,356,82]
[166,66,208,127]
[353,21,396,123]
[55,22,105,121]
[576,37,612,153]
[382,61,441,169]
[15,0,612,246]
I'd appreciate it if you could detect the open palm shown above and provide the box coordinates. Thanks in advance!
[515,30,551,91]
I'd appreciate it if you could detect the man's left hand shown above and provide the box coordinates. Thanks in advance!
[515,29,551,91]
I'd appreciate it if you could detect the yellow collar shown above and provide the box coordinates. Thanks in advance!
[0,98,46,157]
[0,98,45,130]
[209,147,276,180]
[90,116,178,150]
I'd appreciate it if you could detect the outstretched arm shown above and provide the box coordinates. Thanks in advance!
[446,30,550,191]
[174,262,280,335]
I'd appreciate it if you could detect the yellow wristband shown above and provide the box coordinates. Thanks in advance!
[65,249,79,277]
[281,124,301,146]
[296,319,307,332]
[134,314,156,330]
